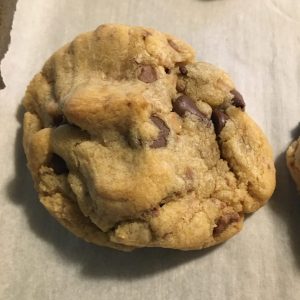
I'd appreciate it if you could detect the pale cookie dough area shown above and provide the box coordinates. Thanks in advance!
[22,24,276,250]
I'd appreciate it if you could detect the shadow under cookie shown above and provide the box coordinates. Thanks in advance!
[269,150,300,268]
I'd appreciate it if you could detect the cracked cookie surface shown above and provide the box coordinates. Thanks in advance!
[22,24,276,250]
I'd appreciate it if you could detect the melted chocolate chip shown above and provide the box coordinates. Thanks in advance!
[213,212,240,236]
[48,154,69,175]
[150,116,170,148]
[165,67,171,74]
[138,65,157,83]
[211,110,229,135]
[231,89,245,110]
[179,66,188,76]
[172,95,207,122]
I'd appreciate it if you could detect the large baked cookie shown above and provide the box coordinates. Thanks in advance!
[287,138,300,189]
[22,24,275,250]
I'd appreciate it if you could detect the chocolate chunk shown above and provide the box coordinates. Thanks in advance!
[150,116,170,148]
[179,66,188,76]
[231,89,245,110]
[165,67,171,74]
[138,65,157,83]
[211,110,229,135]
[48,154,69,175]
[213,212,240,236]
[172,95,207,122]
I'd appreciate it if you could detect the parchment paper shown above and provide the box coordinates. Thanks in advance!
[1,0,300,299]
[0,0,17,88]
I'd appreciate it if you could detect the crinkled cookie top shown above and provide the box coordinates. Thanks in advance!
[23,24,276,250]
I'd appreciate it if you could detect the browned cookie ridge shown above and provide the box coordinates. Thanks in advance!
[22,24,276,251]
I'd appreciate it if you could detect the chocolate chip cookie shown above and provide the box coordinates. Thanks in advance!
[22,24,276,250]
[287,137,300,189]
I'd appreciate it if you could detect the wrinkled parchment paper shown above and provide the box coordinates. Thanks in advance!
[1,0,300,299]
[0,0,17,88]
